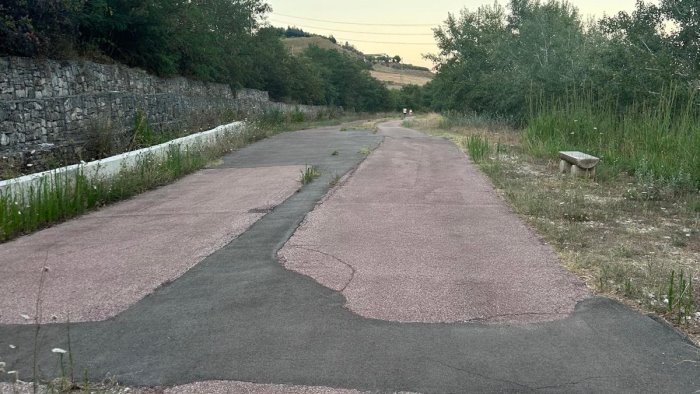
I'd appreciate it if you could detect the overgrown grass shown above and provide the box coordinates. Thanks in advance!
[526,88,700,193]
[463,135,491,163]
[407,112,700,342]
[437,111,514,132]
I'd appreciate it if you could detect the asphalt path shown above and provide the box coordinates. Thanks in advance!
[0,123,698,393]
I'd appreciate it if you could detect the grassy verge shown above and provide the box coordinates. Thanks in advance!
[0,110,385,243]
[526,89,699,193]
[406,113,700,343]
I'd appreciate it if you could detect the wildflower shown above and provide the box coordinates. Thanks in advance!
[19,314,30,320]
[51,348,67,354]
[593,127,598,130]
[9,344,16,349]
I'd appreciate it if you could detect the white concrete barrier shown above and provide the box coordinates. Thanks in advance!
[0,121,245,199]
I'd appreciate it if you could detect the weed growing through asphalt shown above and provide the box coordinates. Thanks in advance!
[331,150,339,156]
[358,147,371,156]
[329,174,342,186]
[300,165,320,185]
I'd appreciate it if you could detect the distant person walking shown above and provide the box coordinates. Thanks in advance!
[402,108,407,119]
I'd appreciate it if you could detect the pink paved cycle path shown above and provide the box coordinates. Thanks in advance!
[280,121,589,323]
[0,165,303,324]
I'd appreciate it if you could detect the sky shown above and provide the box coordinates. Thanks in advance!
[265,0,652,69]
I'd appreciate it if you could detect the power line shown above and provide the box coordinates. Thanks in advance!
[333,36,436,45]
[269,19,434,36]
[270,12,436,27]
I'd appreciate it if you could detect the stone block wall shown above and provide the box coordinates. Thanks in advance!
[0,56,323,176]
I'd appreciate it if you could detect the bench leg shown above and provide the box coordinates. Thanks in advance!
[571,165,595,178]
[559,160,572,174]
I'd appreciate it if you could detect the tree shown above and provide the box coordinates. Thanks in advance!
[303,46,390,111]
[0,0,81,57]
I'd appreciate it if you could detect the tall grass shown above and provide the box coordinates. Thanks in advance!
[463,135,491,162]
[526,87,699,192]
[438,111,514,132]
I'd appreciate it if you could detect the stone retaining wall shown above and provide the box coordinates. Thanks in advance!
[0,56,323,176]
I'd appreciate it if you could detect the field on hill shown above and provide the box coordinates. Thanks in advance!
[283,36,360,57]
[370,65,433,89]
[282,37,433,89]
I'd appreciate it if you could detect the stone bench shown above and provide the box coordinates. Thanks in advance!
[559,151,600,177]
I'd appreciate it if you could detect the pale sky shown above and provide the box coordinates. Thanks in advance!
[265,0,651,68]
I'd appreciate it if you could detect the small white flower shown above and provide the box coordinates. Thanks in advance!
[19,313,31,320]
[9,344,16,349]
[7,370,17,375]
[593,127,598,130]
[51,348,67,354]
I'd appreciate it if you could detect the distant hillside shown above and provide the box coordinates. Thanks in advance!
[283,37,361,58]
[282,36,433,89]
[370,65,433,89]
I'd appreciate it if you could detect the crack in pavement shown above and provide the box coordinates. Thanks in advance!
[532,375,629,391]
[461,311,570,323]
[285,245,357,293]
[424,357,535,391]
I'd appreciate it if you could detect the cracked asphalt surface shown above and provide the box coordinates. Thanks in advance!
[0,123,698,393]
